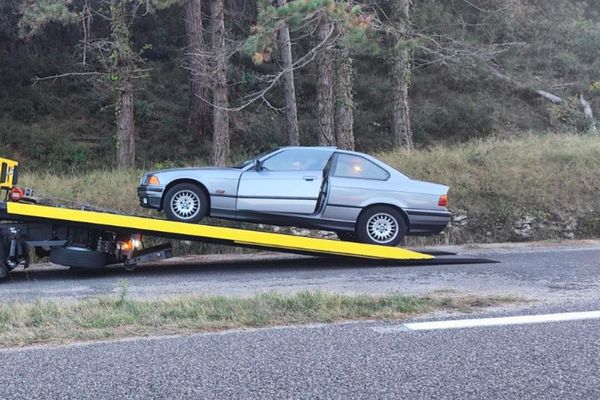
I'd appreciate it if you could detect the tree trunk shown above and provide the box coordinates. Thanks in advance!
[578,93,598,134]
[316,18,335,146]
[210,0,229,166]
[335,45,354,150]
[390,0,413,150]
[116,79,135,168]
[184,0,210,139]
[110,0,135,168]
[276,0,300,146]
[536,90,562,104]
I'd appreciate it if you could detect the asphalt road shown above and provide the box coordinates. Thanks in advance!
[2,301,600,399]
[2,242,600,399]
[1,242,599,304]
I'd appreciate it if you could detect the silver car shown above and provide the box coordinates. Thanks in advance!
[137,147,451,246]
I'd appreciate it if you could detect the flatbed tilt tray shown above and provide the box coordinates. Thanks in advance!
[0,157,466,281]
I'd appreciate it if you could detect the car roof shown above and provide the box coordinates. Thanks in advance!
[278,146,371,155]
[275,146,378,159]
[277,146,337,151]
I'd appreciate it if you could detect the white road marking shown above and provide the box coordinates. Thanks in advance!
[372,310,600,333]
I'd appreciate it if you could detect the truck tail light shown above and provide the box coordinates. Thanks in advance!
[119,234,142,253]
[438,194,448,207]
[9,187,24,202]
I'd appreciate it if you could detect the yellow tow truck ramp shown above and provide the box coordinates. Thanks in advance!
[3,202,433,261]
[0,155,446,279]
[0,156,497,280]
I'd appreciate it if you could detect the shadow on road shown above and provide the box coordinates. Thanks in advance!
[4,255,497,284]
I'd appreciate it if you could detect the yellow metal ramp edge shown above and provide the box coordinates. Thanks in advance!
[6,202,433,261]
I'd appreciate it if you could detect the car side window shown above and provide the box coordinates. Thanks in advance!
[333,154,389,180]
[262,149,331,171]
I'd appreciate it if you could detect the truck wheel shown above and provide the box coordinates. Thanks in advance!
[50,246,107,269]
[164,183,208,223]
[356,206,406,246]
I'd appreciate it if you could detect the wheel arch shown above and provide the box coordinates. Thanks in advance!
[358,202,410,233]
[161,179,211,214]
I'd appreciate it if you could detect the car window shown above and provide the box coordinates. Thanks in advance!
[231,148,279,169]
[262,149,331,171]
[333,154,389,180]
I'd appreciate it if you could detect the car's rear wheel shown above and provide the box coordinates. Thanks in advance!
[164,183,208,223]
[356,206,406,246]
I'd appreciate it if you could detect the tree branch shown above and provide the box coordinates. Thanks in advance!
[193,20,338,112]
[32,71,106,85]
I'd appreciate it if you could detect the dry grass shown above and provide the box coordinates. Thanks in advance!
[0,284,522,348]
[21,169,148,216]
[380,133,600,242]
[380,133,600,216]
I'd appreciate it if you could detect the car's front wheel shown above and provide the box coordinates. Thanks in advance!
[164,183,208,223]
[356,206,406,246]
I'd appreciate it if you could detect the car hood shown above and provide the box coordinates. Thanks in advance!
[144,166,243,182]
[147,166,238,175]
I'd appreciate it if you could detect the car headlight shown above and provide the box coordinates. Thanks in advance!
[147,175,160,185]
[141,174,160,185]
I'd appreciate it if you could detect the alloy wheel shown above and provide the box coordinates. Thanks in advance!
[170,190,201,220]
[366,212,399,244]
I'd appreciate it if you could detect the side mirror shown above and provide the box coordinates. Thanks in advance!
[253,159,263,171]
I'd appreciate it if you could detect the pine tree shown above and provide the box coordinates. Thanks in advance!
[210,0,230,166]
[184,0,210,140]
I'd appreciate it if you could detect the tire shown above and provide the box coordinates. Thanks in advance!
[50,246,107,269]
[336,231,359,242]
[163,183,208,223]
[356,206,406,246]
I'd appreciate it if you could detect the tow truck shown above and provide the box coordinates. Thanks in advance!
[0,157,447,280]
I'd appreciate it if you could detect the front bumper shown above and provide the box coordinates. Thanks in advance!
[137,185,164,209]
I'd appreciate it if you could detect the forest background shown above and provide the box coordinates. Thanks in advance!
[1,0,600,244]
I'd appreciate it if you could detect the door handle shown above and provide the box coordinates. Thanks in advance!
[303,176,317,181]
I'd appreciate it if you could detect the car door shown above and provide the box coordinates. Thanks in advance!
[326,152,392,209]
[236,148,333,214]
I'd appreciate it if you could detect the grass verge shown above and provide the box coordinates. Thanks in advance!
[0,286,523,348]
[380,133,600,243]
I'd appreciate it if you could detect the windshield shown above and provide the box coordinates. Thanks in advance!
[230,148,279,169]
